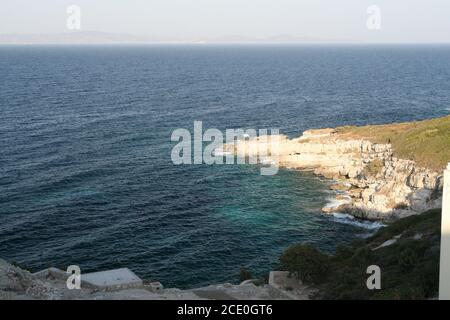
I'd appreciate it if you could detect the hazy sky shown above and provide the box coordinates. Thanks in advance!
[0,0,449,42]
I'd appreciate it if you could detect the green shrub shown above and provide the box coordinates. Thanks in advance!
[280,244,330,285]
[335,245,354,260]
[397,248,419,271]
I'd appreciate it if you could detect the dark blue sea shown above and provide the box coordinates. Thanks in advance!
[1,45,449,288]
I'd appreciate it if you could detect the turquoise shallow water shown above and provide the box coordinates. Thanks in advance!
[0,45,449,288]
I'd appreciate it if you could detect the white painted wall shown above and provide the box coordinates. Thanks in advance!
[440,163,450,300]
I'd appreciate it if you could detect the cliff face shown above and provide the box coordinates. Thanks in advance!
[229,129,443,220]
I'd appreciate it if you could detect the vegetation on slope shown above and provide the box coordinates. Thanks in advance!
[336,116,450,171]
[280,209,441,299]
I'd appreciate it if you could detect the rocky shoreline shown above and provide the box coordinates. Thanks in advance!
[228,128,444,220]
[0,259,313,300]
[3,119,447,299]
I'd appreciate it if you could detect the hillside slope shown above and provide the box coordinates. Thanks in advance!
[280,208,442,299]
[336,116,450,171]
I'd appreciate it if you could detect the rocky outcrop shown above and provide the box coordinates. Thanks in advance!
[0,259,56,300]
[0,259,310,300]
[227,129,443,220]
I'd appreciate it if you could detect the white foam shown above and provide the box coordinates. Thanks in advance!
[323,196,351,209]
[260,157,276,165]
[331,212,385,230]
[213,149,232,156]
[332,213,355,220]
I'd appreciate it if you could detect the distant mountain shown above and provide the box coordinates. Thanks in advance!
[0,32,349,45]
[0,32,154,44]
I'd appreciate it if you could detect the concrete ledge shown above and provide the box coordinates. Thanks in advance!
[81,268,143,291]
[269,271,291,289]
[146,281,164,293]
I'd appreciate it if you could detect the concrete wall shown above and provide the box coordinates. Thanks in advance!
[440,163,450,300]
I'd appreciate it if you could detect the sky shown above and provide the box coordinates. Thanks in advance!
[0,0,449,43]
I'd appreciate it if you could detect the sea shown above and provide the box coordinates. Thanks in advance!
[1,44,449,288]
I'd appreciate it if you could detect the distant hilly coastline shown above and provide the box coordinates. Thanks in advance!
[0,32,152,45]
[0,31,351,45]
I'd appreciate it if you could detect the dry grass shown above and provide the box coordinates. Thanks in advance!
[336,116,450,171]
